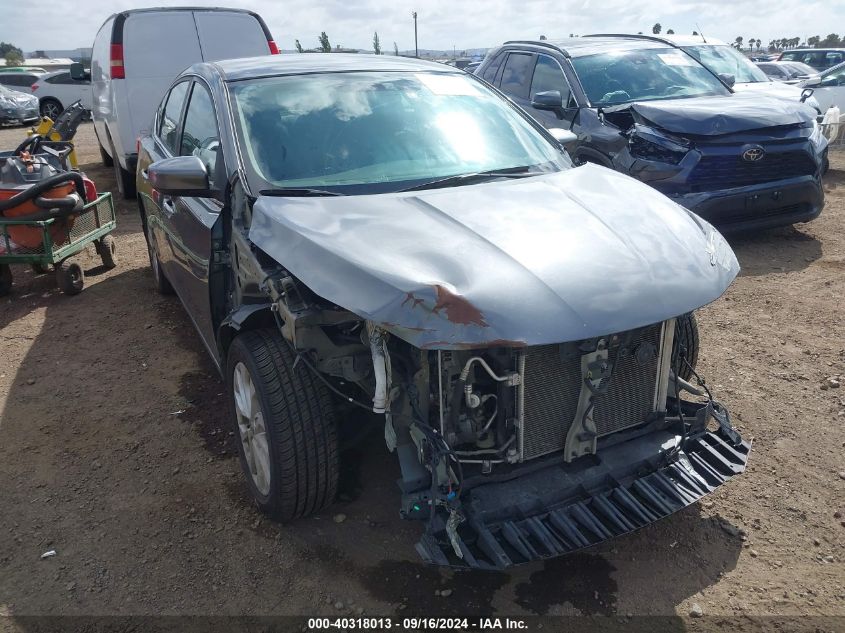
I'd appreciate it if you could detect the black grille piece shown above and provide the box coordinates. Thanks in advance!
[416,429,752,569]
[521,324,662,460]
[688,150,816,191]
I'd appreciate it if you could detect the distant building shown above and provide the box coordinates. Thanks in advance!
[26,48,92,63]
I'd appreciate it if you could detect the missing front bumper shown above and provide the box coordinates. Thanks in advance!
[416,421,750,570]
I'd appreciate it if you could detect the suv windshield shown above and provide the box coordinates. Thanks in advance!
[229,71,567,194]
[572,47,731,107]
[681,45,769,83]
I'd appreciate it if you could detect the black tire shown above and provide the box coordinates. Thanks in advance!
[99,144,114,168]
[97,235,117,269]
[56,261,84,295]
[30,262,49,275]
[108,133,136,200]
[673,312,699,382]
[139,198,173,294]
[39,98,62,120]
[226,329,339,522]
[0,264,12,296]
[114,161,136,200]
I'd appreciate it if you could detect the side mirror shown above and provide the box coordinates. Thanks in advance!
[69,62,89,81]
[800,87,815,103]
[548,128,578,145]
[148,156,213,197]
[718,73,736,88]
[531,90,563,110]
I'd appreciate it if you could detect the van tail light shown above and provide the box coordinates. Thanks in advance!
[268,40,280,55]
[110,43,126,79]
[31,83,38,91]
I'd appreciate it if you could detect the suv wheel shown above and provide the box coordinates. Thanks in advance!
[227,329,339,521]
[40,98,62,120]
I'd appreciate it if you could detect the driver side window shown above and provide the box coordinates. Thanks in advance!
[821,67,845,87]
[530,55,575,107]
[180,83,220,189]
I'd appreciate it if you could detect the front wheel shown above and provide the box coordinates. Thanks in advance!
[226,329,339,521]
[40,98,62,120]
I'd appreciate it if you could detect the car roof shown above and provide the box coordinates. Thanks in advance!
[502,36,677,58]
[781,48,845,53]
[207,53,462,81]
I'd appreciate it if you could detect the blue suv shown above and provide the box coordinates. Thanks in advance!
[477,35,827,232]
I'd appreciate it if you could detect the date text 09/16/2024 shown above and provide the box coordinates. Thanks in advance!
[307,617,528,630]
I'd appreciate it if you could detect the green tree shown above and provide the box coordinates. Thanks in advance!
[394,41,399,56]
[652,23,662,34]
[734,36,743,49]
[1,42,23,66]
[666,29,674,35]
[295,39,304,53]
[819,33,841,47]
[318,31,331,53]
[807,35,820,47]
[373,31,381,55]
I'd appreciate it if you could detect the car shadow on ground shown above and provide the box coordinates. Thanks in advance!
[728,225,822,276]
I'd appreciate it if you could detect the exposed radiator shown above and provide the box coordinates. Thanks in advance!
[520,323,665,461]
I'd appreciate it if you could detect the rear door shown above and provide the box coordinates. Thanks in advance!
[146,80,190,281]
[167,79,223,352]
[44,72,92,109]
[193,11,270,61]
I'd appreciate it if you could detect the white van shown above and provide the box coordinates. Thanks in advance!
[83,7,278,198]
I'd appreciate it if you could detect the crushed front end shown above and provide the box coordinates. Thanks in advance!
[388,319,749,569]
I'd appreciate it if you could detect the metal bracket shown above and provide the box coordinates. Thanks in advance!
[564,339,612,462]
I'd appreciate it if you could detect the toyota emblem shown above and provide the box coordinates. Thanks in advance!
[742,147,765,162]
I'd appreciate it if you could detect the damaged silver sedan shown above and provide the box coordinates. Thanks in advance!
[136,54,750,569]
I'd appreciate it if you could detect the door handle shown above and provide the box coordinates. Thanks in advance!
[161,197,176,216]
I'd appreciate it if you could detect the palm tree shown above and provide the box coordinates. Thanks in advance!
[735,36,743,49]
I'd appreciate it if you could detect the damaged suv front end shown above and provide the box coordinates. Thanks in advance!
[138,55,750,569]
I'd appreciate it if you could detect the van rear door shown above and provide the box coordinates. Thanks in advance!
[120,11,203,161]
[193,11,272,61]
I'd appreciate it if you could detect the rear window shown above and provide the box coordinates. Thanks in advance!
[0,74,36,87]
[193,11,269,61]
[780,50,845,69]
[499,53,534,99]
[158,81,190,154]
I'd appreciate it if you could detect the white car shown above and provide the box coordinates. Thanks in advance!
[31,70,93,119]
[81,7,278,199]
[659,35,822,115]
[802,61,845,114]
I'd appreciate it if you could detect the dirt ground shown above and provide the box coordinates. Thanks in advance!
[0,123,843,627]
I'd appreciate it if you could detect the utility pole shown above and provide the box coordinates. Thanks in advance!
[412,11,418,58]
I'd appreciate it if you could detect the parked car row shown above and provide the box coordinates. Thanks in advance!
[0,69,91,119]
[475,34,826,232]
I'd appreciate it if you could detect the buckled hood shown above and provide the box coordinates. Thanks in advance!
[249,164,738,349]
[617,92,816,136]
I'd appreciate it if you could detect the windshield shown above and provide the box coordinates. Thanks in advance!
[572,47,731,106]
[230,71,568,194]
[682,45,769,83]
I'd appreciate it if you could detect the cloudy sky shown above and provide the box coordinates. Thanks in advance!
[4,0,844,53]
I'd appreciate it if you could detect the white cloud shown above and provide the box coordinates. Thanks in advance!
[3,0,844,53]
